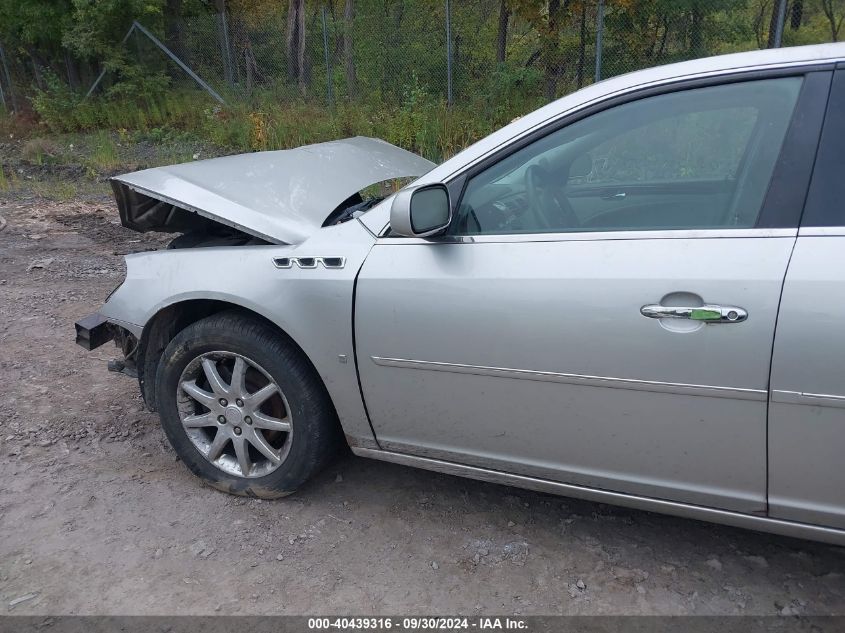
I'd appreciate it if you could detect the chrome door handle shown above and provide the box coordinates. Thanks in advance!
[640,304,747,323]
[602,192,626,200]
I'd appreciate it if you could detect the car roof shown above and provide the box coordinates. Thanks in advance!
[419,42,845,186]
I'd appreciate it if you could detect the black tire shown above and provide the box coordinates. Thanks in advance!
[155,310,340,498]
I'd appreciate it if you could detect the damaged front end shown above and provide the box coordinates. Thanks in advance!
[109,135,434,245]
[74,313,139,377]
[74,136,435,398]
[74,312,113,351]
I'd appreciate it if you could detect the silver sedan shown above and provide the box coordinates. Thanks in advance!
[77,42,845,545]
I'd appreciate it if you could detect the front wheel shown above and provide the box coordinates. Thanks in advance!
[155,311,339,498]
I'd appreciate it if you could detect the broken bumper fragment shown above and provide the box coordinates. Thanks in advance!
[74,312,114,350]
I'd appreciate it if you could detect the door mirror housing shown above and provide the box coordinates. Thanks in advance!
[390,184,451,237]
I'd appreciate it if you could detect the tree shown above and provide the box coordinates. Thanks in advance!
[543,0,568,98]
[576,0,586,87]
[164,0,186,62]
[0,0,74,88]
[821,0,844,41]
[512,0,573,99]
[610,0,745,68]
[343,0,358,99]
[690,1,705,56]
[212,0,235,86]
[791,0,804,29]
[496,0,509,63]
[285,0,306,91]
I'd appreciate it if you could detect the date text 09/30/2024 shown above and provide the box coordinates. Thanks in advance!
[307,617,528,630]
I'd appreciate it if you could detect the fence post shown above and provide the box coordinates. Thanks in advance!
[322,5,333,108]
[773,0,788,47]
[594,0,604,82]
[445,0,453,106]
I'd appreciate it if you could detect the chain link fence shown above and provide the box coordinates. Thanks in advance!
[167,2,450,104]
[0,0,842,115]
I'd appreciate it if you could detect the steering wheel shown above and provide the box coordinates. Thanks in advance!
[524,164,580,231]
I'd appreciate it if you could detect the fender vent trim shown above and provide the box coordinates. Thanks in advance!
[273,256,346,269]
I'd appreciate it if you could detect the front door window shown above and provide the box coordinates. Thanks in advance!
[452,77,802,235]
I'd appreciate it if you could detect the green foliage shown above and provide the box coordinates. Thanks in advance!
[0,0,73,53]
[485,65,545,114]
[30,66,202,134]
[88,130,120,170]
[3,0,843,170]
[30,70,84,133]
[62,0,162,60]
[21,75,534,164]
[102,61,171,100]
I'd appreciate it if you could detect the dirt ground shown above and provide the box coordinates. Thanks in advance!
[1,192,844,616]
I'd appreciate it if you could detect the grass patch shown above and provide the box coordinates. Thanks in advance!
[31,178,79,201]
[194,97,525,163]
[28,84,542,164]
[87,131,121,171]
[21,137,62,165]
[0,165,22,192]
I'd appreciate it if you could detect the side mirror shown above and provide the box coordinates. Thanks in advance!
[390,184,451,237]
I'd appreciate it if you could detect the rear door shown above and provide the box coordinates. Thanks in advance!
[769,67,845,529]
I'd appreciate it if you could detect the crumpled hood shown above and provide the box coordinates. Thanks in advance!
[110,136,435,244]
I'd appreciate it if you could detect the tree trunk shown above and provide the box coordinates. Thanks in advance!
[657,15,669,58]
[165,0,186,59]
[343,0,358,99]
[454,33,461,79]
[27,48,47,90]
[285,0,307,90]
[384,2,405,98]
[543,0,561,100]
[822,0,843,42]
[65,51,82,90]
[791,0,804,29]
[496,0,509,64]
[285,0,296,80]
[690,1,704,57]
[576,1,586,88]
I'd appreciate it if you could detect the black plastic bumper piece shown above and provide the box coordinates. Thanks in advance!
[75,312,114,351]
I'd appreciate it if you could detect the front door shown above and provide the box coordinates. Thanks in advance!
[356,73,822,512]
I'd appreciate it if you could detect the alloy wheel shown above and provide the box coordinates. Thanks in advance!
[176,351,293,478]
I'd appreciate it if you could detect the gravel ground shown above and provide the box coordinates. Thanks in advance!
[1,193,844,616]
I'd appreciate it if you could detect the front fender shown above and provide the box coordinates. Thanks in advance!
[100,221,378,447]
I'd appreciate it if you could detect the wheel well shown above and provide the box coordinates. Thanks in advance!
[137,300,313,412]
